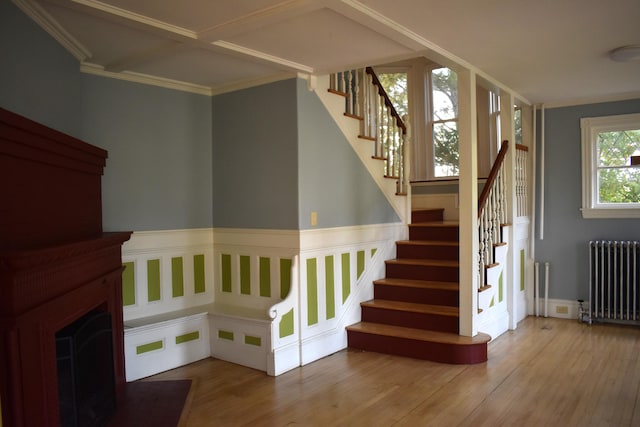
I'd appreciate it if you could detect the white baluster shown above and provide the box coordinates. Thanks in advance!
[354,70,360,118]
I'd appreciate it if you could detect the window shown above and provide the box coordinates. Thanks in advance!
[581,113,640,218]
[429,67,459,177]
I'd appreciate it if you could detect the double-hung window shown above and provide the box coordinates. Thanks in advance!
[580,113,640,218]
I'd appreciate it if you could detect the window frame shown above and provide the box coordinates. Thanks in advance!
[427,66,459,179]
[580,112,640,219]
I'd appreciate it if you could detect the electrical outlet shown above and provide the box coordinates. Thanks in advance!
[311,211,318,226]
[556,305,569,314]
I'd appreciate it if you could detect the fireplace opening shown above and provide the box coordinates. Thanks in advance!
[56,310,117,427]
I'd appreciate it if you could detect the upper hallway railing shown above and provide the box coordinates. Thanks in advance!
[329,67,408,195]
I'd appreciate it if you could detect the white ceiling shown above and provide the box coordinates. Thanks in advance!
[15,0,640,106]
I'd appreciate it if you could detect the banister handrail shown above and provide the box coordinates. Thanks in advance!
[478,140,509,217]
[365,67,406,133]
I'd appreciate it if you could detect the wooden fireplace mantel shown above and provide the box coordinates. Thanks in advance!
[0,108,131,426]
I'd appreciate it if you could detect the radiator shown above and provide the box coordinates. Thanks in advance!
[589,240,640,325]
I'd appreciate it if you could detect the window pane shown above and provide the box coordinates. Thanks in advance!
[433,121,459,177]
[598,167,640,203]
[597,129,640,167]
[431,68,457,120]
[377,72,408,118]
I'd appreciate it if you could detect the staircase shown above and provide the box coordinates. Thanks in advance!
[346,208,491,364]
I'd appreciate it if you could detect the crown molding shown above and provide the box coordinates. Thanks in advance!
[70,0,195,39]
[538,91,640,109]
[80,62,213,96]
[13,0,91,61]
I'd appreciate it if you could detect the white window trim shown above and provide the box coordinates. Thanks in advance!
[580,112,640,219]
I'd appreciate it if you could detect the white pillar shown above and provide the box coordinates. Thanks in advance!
[500,93,518,330]
[457,69,478,337]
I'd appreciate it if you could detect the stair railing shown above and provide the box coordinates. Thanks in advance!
[477,140,509,291]
[329,68,408,195]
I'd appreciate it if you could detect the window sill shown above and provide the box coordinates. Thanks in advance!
[581,207,640,219]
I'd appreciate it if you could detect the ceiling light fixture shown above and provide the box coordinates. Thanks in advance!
[609,45,640,62]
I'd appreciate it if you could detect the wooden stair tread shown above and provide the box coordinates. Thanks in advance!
[361,299,459,316]
[347,322,491,345]
[373,278,458,291]
[397,240,458,247]
[410,221,459,227]
[386,258,458,267]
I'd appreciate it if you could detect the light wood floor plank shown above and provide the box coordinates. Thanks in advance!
[148,317,640,426]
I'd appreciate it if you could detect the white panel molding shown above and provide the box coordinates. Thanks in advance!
[300,222,405,251]
[13,0,91,61]
[213,227,300,249]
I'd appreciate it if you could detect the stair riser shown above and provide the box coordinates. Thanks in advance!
[347,331,487,364]
[409,226,458,241]
[396,244,458,261]
[411,209,444,223]
[374,284,459,307]
[361,306,458,333]
[385,263,458,282]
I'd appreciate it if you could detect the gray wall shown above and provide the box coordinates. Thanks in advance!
[0,0,81,136]
[212,79,299,229]
[80,76,213,231]
[536,99,640,300]
[1,0,213,232]
[297,79,399,229]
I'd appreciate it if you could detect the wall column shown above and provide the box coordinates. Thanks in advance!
[458,69,478,337]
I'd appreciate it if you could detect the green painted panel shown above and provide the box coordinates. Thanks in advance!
[245,335,262,346]
[371,248,377,257]
[221,254,232,293]
[279,309,294,338]
[280,258,292,299]
[260,257,271,297]
[175,331,200,344]
[489,296,495,308]
[357,250,365,280]
[194,254,206,294]
[240,255,251,295]
[307,258,318,326]
[171,257,184,298]
[499,271,504,302]
[122,262,135,306]
[147,259,161,302]
[136,340,163,355]
[520,249,526,292]
[325,255,335,319]
[341,253,350,303]
[218,330,234,341]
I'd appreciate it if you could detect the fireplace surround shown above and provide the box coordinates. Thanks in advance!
[0,108,131,426]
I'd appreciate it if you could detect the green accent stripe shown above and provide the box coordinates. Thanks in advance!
[122,262,135,306]
[341,253,350,303]
[171,257,184,298]
[371,248,377,257]
[325,255,335,319]
[221,254,232,293]
[240,255,251,295]
[307,258,318,326]
[499,271,504,302]
[357,250,365,280]
[194,254,206,294]
[218,330,234,341]
[175,331,199,344]
[489,296,495,307]
[280,258,292,299]
[136,340,163,355]
[244,335,262,346]
[520,249,526,292]
[260,257,271,297]
[279,309,294,338]
[147,259,161,302]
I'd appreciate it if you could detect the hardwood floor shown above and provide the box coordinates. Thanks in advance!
[148,317,640,426]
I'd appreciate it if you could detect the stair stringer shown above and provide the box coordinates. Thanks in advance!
[477,225,511,340]
[313,74,408,224]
